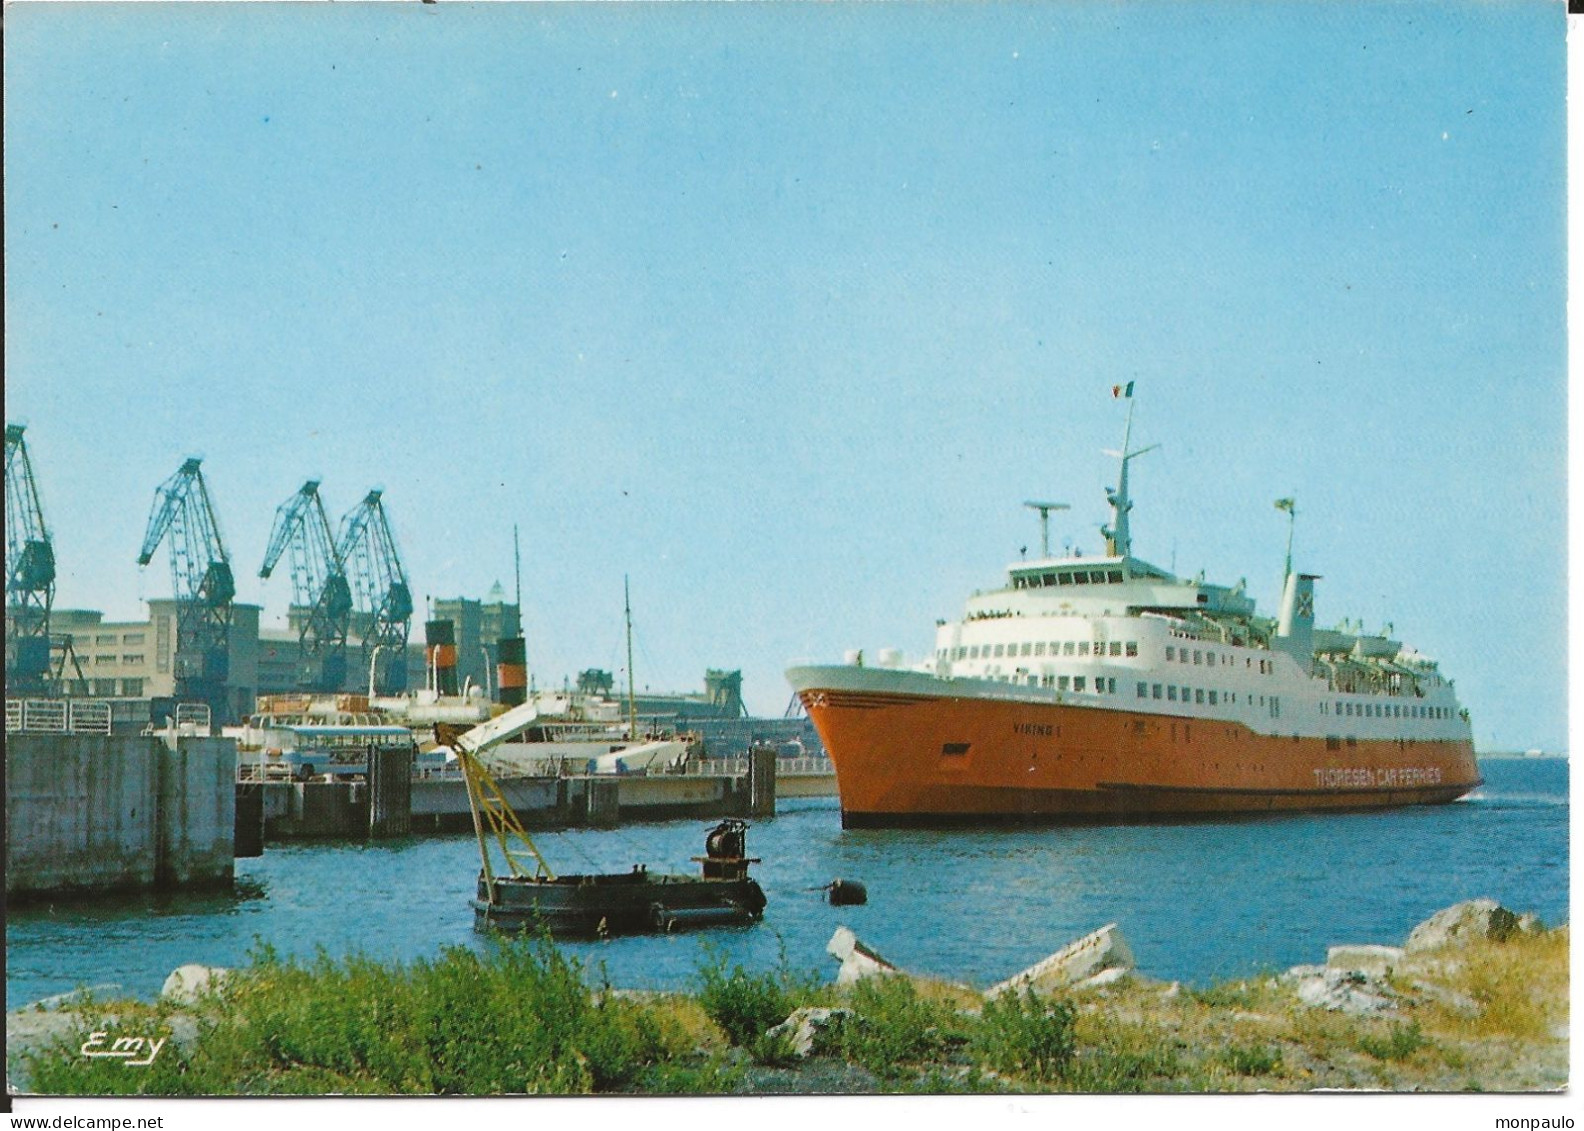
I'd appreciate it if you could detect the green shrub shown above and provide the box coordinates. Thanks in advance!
[973,989,1077,1083]
[837,976,968,1078]
[1217,1042,1282,1076]
[694,956,793,1048]
[1357,1021,1426,1062]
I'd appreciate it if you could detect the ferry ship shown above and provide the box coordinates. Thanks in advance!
[786,392,1480,827]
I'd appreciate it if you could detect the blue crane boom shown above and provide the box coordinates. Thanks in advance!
[5,423,57,693]
[137,458,236,721]
[260,480,354,691]
[337,489,413,695]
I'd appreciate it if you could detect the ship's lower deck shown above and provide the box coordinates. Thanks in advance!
[793,675,1480,826]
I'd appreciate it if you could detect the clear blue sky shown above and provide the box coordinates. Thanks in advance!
[5,1,1567,751]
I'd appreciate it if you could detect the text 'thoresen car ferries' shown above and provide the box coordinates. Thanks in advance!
[786,393,1480,827]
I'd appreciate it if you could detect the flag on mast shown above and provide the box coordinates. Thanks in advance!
[1111,381,1135,399]
[1274,497,1296,514]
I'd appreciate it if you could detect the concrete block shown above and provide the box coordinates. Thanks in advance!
[985,923,1135,999]
[827,926,901,984]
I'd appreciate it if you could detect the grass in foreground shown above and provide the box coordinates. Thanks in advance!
[15,927,1568,1096]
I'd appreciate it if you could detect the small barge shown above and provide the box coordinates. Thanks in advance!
[471,820,767,936]
[438,705,768,938]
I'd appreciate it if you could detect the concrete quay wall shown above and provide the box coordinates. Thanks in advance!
[6,734,236,897]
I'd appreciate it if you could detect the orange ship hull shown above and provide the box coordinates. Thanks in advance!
[797,684,1481,827]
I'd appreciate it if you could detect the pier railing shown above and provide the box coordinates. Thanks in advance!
[4,698,113,735]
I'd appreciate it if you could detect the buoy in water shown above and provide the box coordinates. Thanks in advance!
[826,879,868,906]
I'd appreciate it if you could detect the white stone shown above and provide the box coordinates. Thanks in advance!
[1289,968,1397,1015]
[984,923,1135,999]
[826,927,900,984]
[763,1007,853,1058]
[1404,899,1525,953]
[1326,944,1404,978]
[161,964,228,1005]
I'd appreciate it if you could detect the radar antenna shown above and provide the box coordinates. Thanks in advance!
[1023,501,1070,559]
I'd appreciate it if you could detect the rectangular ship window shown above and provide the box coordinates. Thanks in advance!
[1193,650,1202,664]
[1090,570,1107,583]
[1058,676,1070,691]
[1074,676,1087,692]
[1109,641,1122,656]
[1078,642,1090,656]
[1195,689,1205,704]
[1063,642,1075,656]
[1108,570,1123,583]
[1058,573,1074,585]
[1207,691,1217,705]
[1166,646,1175,661]
[1035,642,1046,656]
[1152,684,1162,699]
[994,644,1005,657]
[942,743,970,757]
[1137,682,1148,698]
[1126,642,1138,656]
[1020,643,1032,656]
[1074,573,1090,584]
[1167,686,1177,701]
[1043,573,1057,585]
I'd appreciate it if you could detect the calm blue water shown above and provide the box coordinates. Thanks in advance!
[5,758,1567,1011]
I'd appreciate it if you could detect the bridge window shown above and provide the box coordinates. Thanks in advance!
[1058,573,1074,586]
[1043,573,1057,585]
[1108,570,1123,583]
[1090,570,1107,583]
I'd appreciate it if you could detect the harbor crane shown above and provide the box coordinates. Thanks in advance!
[260,480,353,691]
[336,489,413,696]
[137,458,236,722]
[5,424,57,693]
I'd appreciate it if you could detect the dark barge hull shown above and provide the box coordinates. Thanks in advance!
[472,870,767,936]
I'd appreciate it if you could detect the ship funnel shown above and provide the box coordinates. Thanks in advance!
[1276,573,1319,668]
[425,619,459,697]
[496,635,527,707]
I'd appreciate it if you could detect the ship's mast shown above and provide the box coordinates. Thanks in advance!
[1275,497,1298,580]
[1102,393,1159,559]
[624,574,638,740]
